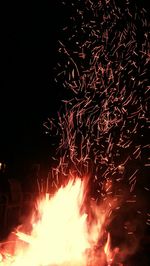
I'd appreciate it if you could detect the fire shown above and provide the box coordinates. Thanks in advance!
[0,178,118,266]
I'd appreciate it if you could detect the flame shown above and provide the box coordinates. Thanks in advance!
[0,178,117,265]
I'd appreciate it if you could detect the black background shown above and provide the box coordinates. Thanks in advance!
[0,1,67,176]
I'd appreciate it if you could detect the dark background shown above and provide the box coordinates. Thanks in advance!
[0,1,68,177]
[0,0,149,178]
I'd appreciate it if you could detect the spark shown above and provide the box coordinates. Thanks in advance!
[46,0,149,263]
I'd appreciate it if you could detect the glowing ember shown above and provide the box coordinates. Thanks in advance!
[0,178,118,266]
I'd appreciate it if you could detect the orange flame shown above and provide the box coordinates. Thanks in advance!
[0,178,117,265]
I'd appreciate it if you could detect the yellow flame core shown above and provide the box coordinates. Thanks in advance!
[0,178,114,266]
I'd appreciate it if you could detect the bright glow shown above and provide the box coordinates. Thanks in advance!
[0,178,117,266]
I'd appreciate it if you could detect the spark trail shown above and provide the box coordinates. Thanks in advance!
[44,0,149,262]
[45,0,149,199]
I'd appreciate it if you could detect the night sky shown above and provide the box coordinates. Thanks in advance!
[0,1,68,176]
[0,0,149,177]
